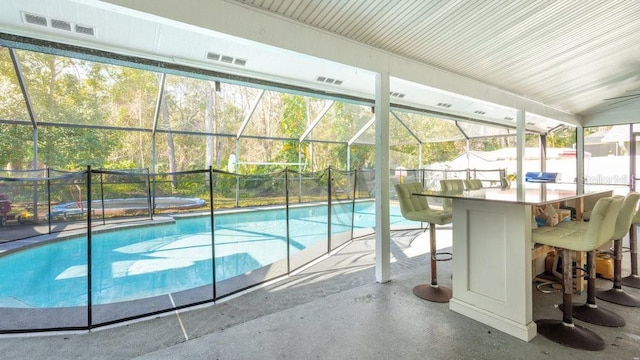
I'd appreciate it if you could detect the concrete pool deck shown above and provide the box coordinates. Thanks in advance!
[1,227,639,359]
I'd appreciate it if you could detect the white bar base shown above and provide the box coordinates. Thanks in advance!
[450,298,537,342]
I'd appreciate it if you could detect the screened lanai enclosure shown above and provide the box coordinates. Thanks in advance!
[0,39,634,333]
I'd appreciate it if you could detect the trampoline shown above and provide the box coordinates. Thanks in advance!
[49,197,206,218]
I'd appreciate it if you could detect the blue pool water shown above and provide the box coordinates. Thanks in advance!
[0,202,416,308]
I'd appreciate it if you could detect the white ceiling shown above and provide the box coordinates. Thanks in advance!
[1,0,639,132]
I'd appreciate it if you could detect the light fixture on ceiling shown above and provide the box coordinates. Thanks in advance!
[21,12,95,36]
[206,52,247,67]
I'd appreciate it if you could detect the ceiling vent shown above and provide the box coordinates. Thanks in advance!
[436,102,452,108]
[51,19,72,32]
[21,12,95,36]
[206,52,247,67]
[75,24,95,36]
[390,92,406,99]
[23,13,47,27]
[474,110,486,115]
[504,116,514,121]
[316,76,343,86]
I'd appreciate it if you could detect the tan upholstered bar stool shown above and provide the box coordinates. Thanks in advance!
[469,179,483,190]
[555,193,634,325]
[500,177,511,189]
[532,196,622,351]
[439,179,464,212]
[621,209,640,289]
[463,179,482,191]
[395,182,453,302]
[597,192,640,307]
[440,179,464,193]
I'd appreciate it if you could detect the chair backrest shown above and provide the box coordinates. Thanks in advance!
[395,183,416,217]
[395,183,429,217]
[612,191,640,240]
[395,182,452,225]
[584,196,623,249]
[405,182,430,211]
[500,177,510,189]
[469,179,483,190]
[439,179,449,191]
[633,208,640,225]
[440,179,464,193]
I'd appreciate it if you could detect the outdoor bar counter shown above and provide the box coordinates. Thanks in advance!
[415,186,612,342]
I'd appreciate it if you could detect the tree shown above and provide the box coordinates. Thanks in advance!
[277,94,307,166]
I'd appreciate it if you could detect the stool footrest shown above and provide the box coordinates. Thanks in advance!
[432,251,453,262]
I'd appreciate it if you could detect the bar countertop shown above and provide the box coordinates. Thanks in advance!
[414,186,612,206]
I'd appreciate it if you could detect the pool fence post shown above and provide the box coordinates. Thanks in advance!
[285,168,291,273]
[147,169,153,220]
[46,167,52,234]
[351,169,356,240]
[327,167,332,253]
[99,170,105,225]
[86,165,93,329]
[209,166,217,300]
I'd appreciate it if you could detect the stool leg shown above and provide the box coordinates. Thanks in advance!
[536,248,606,351]
[596,238,640,307]
[565,251,625,326]
[412,223,452,303]
[622,224,640,288]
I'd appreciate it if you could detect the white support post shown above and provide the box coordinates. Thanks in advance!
[576,126,585,194]
[375,72,391,283]
[516,109,526,201]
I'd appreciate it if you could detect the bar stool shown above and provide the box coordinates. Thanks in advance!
[439,179,464,211]
[395,182,453,302]
[463,179,483,191]
[469,179,483,190]
[621,210,640,289]
[532,196,622,351]
[500,177,511,189]
[557,193,635,324]
[597,192,640,307]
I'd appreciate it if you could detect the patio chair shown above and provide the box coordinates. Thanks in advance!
[395,182,453,302]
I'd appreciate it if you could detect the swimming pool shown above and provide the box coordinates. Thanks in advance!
[0,201,416,309]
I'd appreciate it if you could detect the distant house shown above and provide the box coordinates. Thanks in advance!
[584,125,630,157]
